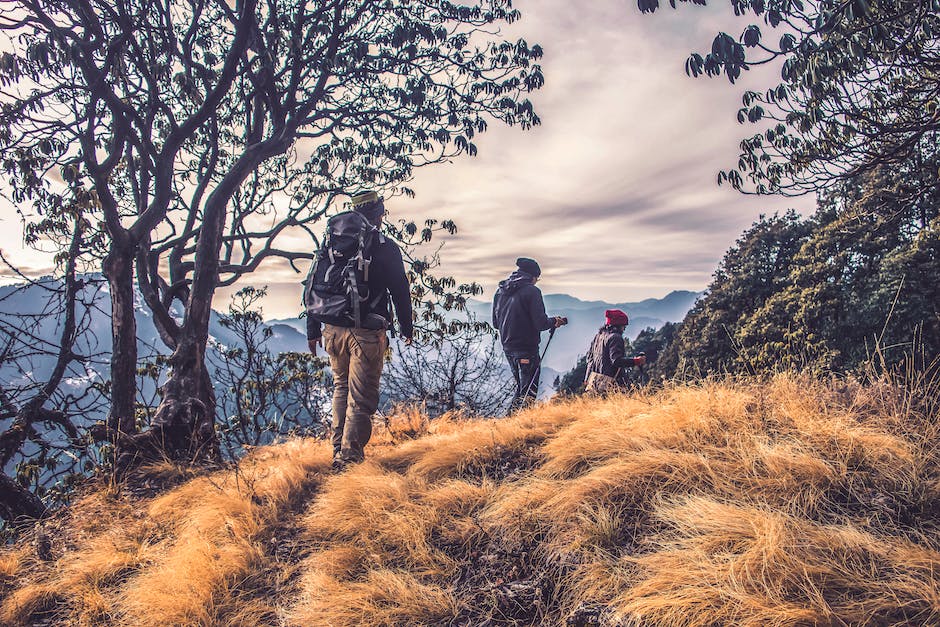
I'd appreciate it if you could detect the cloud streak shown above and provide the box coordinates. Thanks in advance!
[383,0,814,309]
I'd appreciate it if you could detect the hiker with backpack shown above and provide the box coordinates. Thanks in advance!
[583,309,646,394]
[492,257,568,412]
[305,191,413,471]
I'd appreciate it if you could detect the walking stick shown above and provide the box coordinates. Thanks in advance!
[522,326,556,401]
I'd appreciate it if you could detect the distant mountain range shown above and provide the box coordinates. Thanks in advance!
[1,278,701,394]
[0,275,314,394]
[273,289,702,374]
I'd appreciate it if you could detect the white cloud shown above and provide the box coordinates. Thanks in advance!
[386,0,814,306]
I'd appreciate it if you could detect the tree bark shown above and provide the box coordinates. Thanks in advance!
[147,330,218,462]
[102,240,138,444]
[0,473,46,523]
[117,328,219,469]
[130,140,290,467]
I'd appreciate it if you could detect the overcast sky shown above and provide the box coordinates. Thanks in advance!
[0,0,814,320]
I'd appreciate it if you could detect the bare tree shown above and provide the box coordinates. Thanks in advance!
[209,287,332,459]
[383,321,513,418]
[0,214,109,525]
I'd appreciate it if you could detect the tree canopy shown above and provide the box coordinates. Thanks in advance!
[0,0,545,464]
[655,158,940,378]
[641,0,940,195]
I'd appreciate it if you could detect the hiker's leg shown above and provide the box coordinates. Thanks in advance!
[519,355,541,406]
[324,325,350,457]
[342,328,387,462]
[506,353,524,412]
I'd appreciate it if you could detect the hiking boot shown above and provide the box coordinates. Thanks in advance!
[339,447,364,465]
[331,455,348,473]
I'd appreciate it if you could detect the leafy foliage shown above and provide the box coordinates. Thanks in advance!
[656,162,940,378]
[211,288,333,459]
[643,0,940,195]
[554,353,588,396]
[658,211,812,376]
[633,322,680,382]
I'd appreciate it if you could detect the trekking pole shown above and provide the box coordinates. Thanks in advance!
[522,326,556,401]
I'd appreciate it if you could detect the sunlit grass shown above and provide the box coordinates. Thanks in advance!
[2,374,939,626]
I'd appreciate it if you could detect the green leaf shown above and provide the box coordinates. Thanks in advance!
[742,25,761,47]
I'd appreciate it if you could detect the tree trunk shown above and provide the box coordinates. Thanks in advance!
[103,243,138,446]
[118,140,289,470]
[126,190,228,467]
[148,324,219,462]
[0,472,46,523]
[117,331,219,469]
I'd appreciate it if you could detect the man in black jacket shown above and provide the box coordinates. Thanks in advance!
[307,191,413,470]
[584,309,646,393]
[492,257,567,411]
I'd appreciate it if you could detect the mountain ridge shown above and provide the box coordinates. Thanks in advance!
[272,289,702,373]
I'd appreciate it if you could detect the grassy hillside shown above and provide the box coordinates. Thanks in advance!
[2,375,940,626]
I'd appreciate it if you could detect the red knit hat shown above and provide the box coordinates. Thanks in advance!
[605,309,628,326]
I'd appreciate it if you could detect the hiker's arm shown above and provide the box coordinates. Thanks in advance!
[528,288,554,332]
[386,244,414,340]
[491,292,499,330]
[306,315,322,355]
[609,336,642,367]
[609,335,629,368]
[306,315,321,342]
[613,355,644,368]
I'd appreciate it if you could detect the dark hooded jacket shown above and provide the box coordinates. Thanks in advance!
[306,236,413,341]
[585,326,635,384]
[492,271,554,356]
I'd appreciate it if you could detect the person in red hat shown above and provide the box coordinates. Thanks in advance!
[583,309,647,393]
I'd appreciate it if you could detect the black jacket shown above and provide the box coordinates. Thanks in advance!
[492,271,554,356]
[585,327,636,384]
[306,236,413,340]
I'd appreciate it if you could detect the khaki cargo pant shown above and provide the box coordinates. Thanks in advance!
[322,324,387,463]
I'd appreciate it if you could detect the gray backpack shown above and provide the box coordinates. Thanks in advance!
[304,210,385,328]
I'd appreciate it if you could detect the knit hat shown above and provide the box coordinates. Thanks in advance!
[605,309,628,326]
[350,190,384,219]
[515,257,541,278]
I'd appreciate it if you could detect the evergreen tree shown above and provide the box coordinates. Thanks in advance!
[738,164,940,372]
[660,212,811,377]
[659,161,940,378]
[555,354,588,396]
[634,322,680,382]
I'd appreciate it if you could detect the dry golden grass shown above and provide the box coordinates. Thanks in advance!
[3,374,940,626]
[0,549,21,585]
[612,495,940,626]
[1,438,330,626]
